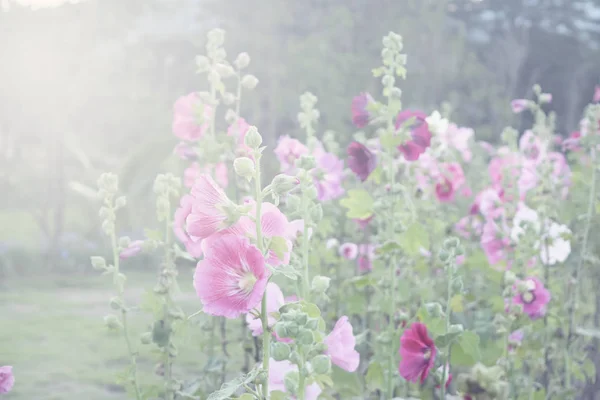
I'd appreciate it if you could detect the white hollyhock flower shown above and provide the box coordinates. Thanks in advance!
[426,111,449,136]
[539,221,571,265]
[510,203,541,243]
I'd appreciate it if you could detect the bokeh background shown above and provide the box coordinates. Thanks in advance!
[0,0,599,398]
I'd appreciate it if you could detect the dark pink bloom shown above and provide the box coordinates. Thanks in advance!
[193,235,268,318]
[512,277,551,320]
[347,141,377,182]
[511,99,528,113]
[395,110,432,161]
[172,93,212,141]
[339,243,358,260]
[0,366,14,394]
[399,322,436,383]
[119,240,144,260]
[434,162,466,203]
[351,92,374,128]
[324,316,360,372]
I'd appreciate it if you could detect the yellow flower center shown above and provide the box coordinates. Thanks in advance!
[238,273,257,294]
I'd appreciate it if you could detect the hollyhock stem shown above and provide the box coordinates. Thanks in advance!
[386,125,397,399]
[297,355,306,400]
[164,206,175,400]
[110,229,142,400]
[301,193,310,301]
[441,260,454,400]
[254,153,270,399]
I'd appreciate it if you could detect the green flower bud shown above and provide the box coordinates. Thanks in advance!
[297,154,316,170]
[295,312,308,327]
[241,74,259,90]
[195,55,210,71]
[311,355,331,374]
[449,324,464,334]
[244,126,263,149]
[425,302,444,318]
[214,63,235,78]
[234,52,250,69]
[271,174,299,196]
[233,157,255,180]
[381,75,395,88]
[115,196,127,209]
[271,342,291,361]
[306,318,319,331]
[504,270,517,285]
[109,296,124,310]
[208,69,220,85]
[305,186,318,200]
[90,256,106,270]
[311,275,331,294]
[274,322,290,339]
[289,351,301,364]
[297,329,314,346]
[451,276,463,293]
[140,331,152,345]
[287,323,299,338]
[102,220,115,236]
[152,320,172,348]
[284,371,299,395]
[222,92,236,105]
[443,237,460,250]
[207,28,225,46]
[118,236,131,248]
[438,249,451,263]
[104,314,122,330]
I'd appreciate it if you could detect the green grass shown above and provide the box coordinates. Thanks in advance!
[0,269,248,399]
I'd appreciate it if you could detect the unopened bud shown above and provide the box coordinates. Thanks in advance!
[443,237,460,250]
[438,249,451,263]
[115,196,126,209]
[109,297,124,310]
[195,55,210,71]
[312,275,331,294]
[244,126,263,149]
[152,320,172,348]
[297,329,314,345]
[104,314,122,330]
[539,93,552,104]
[425,302,444,318]
[284,371,299,395]
[206,28,225,46]
[271,174,299,196]
[233,157,255,180]
[449,324,464,334]
[118,236,131,248]
[140,332,153,345]
[222,92,236,105]
[271,342,291,361]
[234,52,250,69]
[311,355,331,374]
[90,256,106,270]
[241,74,259,89]
[297,155,316,170]
[504,270,517,285]
[214,63,235,78]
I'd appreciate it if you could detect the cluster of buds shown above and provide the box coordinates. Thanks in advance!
[456,363,510,400]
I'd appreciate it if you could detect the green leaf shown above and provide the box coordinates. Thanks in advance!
[451,331,481,367]
[301,302,321,318]
[366,361,385,391]
[575,327,600,339]
[269,391,287,400]
[398,223,429,256]
[207,366,260,400]
[375,240,401,255]
[435,331,462,348]
[331,366,363,397]
[416,307,445,337]
[339,189,374,219]
[450,294,464,313]
[269,236,288,261]
[271,263,300,280]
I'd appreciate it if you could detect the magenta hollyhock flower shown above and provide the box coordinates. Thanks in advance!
[351,92,374,128]
[512,277,551,320]
[227,117,252,156]
[594,85,600,103]
[510,99,528,113]
[324,316,360,372]
[274,135,309,174]
[246,282,285,336]
[313,149,345,201]
[268,359,321,400]
[0,366,14,394]
[434,162,466,203]
[173,195,203,258]
[339,243,358,260]
[347,141,377,182]
[185,174,236,242]
[399,322,436,383]
[194,234,268,318]
[508,329,524,352]
[395,110,432,161]
[119,240,144,260]
[172,93,212,141]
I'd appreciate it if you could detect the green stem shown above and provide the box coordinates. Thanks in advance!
[440,262,454,400]
[236,71,242,118]
[110,228,142,400]
[164,203,174,400]
[297,355,306,400]
[255,154,270,399]
[301,193,310,301]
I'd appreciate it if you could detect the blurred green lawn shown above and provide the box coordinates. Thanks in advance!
[0,269,244,399]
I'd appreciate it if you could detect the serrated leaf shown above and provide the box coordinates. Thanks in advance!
[375,240,401,255]
[450,294,464,313]
[451,331,481,367]
[435,331,462,348]
[339,189,374,219]
[398,223,429,256]
[271,263,300,280]
[207,366,260,400]
[366,361,384,391]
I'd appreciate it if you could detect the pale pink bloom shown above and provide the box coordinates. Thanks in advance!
[357,244,375,272]
[194,235,268,318]
[172,93,212,141]
[510,99,528,113]
[312,147,345,201]
[339,243,358,260]
[184,162,202,188]
[595,85,600,103]
[481,218,510,267]
[324,316,360,372]
[269,359,321,400]
[434,162,466,203]
[455,215,483,239]
[519,131,545,165]
[477,187,505,220]
[173,195,203,257]
[227,117,252,156]
[246,282,285,336]
[184,162,229,189]
[119,240,144,260]
[440,124,473,161]
[547,152,571,197]
[173,142,196,160]
[274,135,309,174]
[508,329,524,351]
[0,366,14,394]
[287,219,313,242]
[185,174,236,242]
[479,140,496,155]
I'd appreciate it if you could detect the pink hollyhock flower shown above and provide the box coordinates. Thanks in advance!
[324,316,360,372]
[357,244,375,272]
[172,93,212,141]
[395,110,432,161]
[440,124,473,161]
[194,235,268,318]
[508,329,524,352]
[269,359,321,400]
[351,92,374,128]
[184,162,229,189]
[339,242,358,260]
[287,219,312,242]
[455,215,483,239]
[399,322,436,383]
[185,174,237,242]
[434,162,466,203]
[184,162,202,188]
[519,131,545,164]
[0,366,14,394]
[119,240,144,260]
[227,117,252,156]
[313,149,345,201]
[274,135,309,174]
[562,131,582,152]
[173,142,197,160]
[481,219,510,266]
[512,277,551,320]
[477,188,504,220]
[347,141,377,182]
[246,282,285,336]
[511,99,528,113]
[173,195,203,258]
[354,215,373,230]
[547,152,571,197]
[594,85,600,103]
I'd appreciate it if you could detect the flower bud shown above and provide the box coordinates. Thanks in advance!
[102,220,115,236]
[90,256,106,270]
[208,69,220,85]
[311,355,331,374]
[104,314,122,330]
[195,55,210,71]
[241,74,259,89]
[284,371,299,395]
[425,302,444,318]
[244,126,263,149]
[152,320,172,348]
[275,322,290,339]
[297,329,314,346]
[207,28,225,46]
[115,196,127,209]
[109,296,124,310]
[305,186,318,201]
[140,332,153,345]
[233,157,255,180]
[306,318,319,331]
[311,275,331,294]
[451,276,463,293]
[443,237,460,250]
[289,351,301,364]
[271,342,291,361]
[118,236,131,248]
[438,249,451,263]
[222,92,236,105]
[214,63,235,78]
[449,324,464,334]
[504,270,517,285]
[234,52,250,69]
[271,174,299,196]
